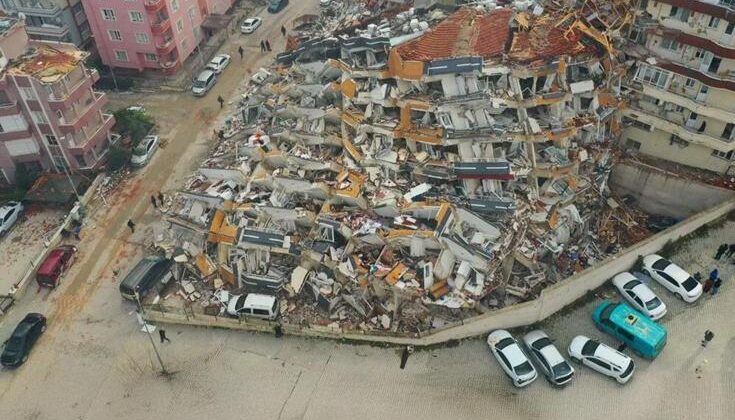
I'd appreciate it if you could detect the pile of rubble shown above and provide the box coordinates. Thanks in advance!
[149,0,656,334]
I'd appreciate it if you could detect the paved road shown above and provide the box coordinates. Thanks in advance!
[1,2,734,418]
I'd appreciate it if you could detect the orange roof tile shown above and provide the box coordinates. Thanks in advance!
[396,8,513,62]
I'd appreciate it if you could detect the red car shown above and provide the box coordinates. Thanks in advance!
[36,245,77,288]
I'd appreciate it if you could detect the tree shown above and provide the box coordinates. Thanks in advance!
[113,108,154,145]
[11,164,41,200]
[107,145,131,172]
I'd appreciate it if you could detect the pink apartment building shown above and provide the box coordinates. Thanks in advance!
[0,16,117,184]
[82,0,234,74]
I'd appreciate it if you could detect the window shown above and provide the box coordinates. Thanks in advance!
[252,308,269,316]
[588,358,611,370]
[144,53,158,62]
[114,50,128,62]
[674,105,684,113]
[31,111,47,124]
[74,154,87,167]
[0,122,4,133]
[625,139,642,151]
[635,64,671,89]
[108,30,122,41]
[135,33,149,44]
[102,9,115,21]
[669,6,690,22]
[129,11,143,23]
[712,149,734,160]
[20,87,35,100]
[46,135,58,145]
[617,327,635,342]
[171,0,179,11]
[722,123,734,140]
[176,19,183,32]
[187,6,196,20]
[660,38,679,51]
[708,16,720,28]
[658,271,679,287]
[685,78,696,88]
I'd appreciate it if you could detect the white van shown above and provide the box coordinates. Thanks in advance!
[192,69,217,96]
[226,293,279,320]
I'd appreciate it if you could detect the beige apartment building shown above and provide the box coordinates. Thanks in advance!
[623,0,735,175]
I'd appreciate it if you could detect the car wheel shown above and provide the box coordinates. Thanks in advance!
[570,356,581,364]
[676,293,684,301]
[21,355,28,363]
[41,324,47,332]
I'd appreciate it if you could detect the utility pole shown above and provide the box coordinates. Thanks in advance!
[136,295,169,376]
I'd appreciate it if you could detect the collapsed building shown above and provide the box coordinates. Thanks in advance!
[151,0,655,334]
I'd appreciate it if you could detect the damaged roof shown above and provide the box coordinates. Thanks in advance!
[395,8,513,62]
[8,43,87,83]
[508,16,595,63]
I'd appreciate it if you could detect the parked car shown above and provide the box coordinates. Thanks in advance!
[642,254,703,302]
[240,17,262,34]
[592,300,667,359]
[130,135,160,167]
[192,69,217,96]
[0,201,23,236]
[319,0,333,6]
[1,313,46,368]
[268,0,288,13]
[568,335,635,384]
[487,330,537,388]
[119,256,173,301]
[612,272,667,320]
[36,245,77,288]
[226,293,279,320]
[206,54,231,74]
[522,330,575,386]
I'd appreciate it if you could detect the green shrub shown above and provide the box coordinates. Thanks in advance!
[113,108,154,144]
[107,146,131,172]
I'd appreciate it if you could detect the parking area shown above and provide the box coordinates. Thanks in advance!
[0,206,67,293]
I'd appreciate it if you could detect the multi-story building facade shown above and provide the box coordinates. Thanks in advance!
[0,16,116,184]
[0,0,91,47]
[82,0,232,74]
[623,0,735,174]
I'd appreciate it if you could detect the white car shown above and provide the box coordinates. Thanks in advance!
[240,17,262,34]
[522,330,575,386]
[0,201,23,236]
[568,335,635,384]
[642,254,703,303]
[226,293,279,320]
[612,272,667,320]
[487,330,537,388]
[130,135,160,167]
[206,54,231,74]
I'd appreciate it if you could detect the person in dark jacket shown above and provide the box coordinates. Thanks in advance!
[715,243,728,260]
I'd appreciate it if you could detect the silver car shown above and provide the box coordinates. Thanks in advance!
[130,135,160,167]
[522,330,574,386]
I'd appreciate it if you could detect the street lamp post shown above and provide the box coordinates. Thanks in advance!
[136,294,169,376]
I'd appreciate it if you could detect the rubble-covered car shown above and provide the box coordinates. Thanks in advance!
[268,0,288,13]
[522,330,574,386]
[226,293,279,320]
[130,135,160,168]
[487,330,537,388]
[642,254,702,303]
[0,201,23,236]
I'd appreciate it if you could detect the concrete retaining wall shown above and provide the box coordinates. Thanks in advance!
[145,197,735,346]
[610,162,735,218]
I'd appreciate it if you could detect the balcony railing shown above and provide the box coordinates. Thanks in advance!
[15,2,61,17]
[144,0,165,12]
[155,38,176,54]
[24,24,69,38]
[150,18,171,34]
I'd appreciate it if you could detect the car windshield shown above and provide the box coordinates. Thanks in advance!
[623,279,641,289]
[581,340,599,356]
[193,79,207,88]
[646,297,663,310]
[682,276,699,291]
[599,304,615,322]
[514,361,533,375]
[5,336,23,352]
[551,361,572,377]
[235,295,247,310]
[651,258,671,271]
[133,143,148,154]
[495,337,514,350]
[531,337,552,351]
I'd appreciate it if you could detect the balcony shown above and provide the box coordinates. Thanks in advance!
[48,77,94,111]
[155,38,176,54]
[58,92,108,133]
[68,113,115,151]
[0,101,20,117]
[25,23,69,40]
[144,0,165,12]
[150,18,171,35]
[15,2,61,17]
[0,126,33,142]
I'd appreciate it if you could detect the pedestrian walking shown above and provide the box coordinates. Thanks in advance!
[704,277,714,294]
[260,40,266,53]
[712,277,722,295]
[709,268,719,282]
[715,243,728,260]
[217,95,224,108]
[217,129,225,140]
[701,330,714,347]
[159,329,171,343]
[238,45,244,60]
[158,191,164,206]
[151,195,158,209]
[265,40,271,52]
[281,25,286,37]
[274,324,283,338]
[127,219,135,233]
[72,224,82,241]
[727,243,735,259]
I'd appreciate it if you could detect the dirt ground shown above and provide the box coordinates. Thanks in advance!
[0,206,67,293]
